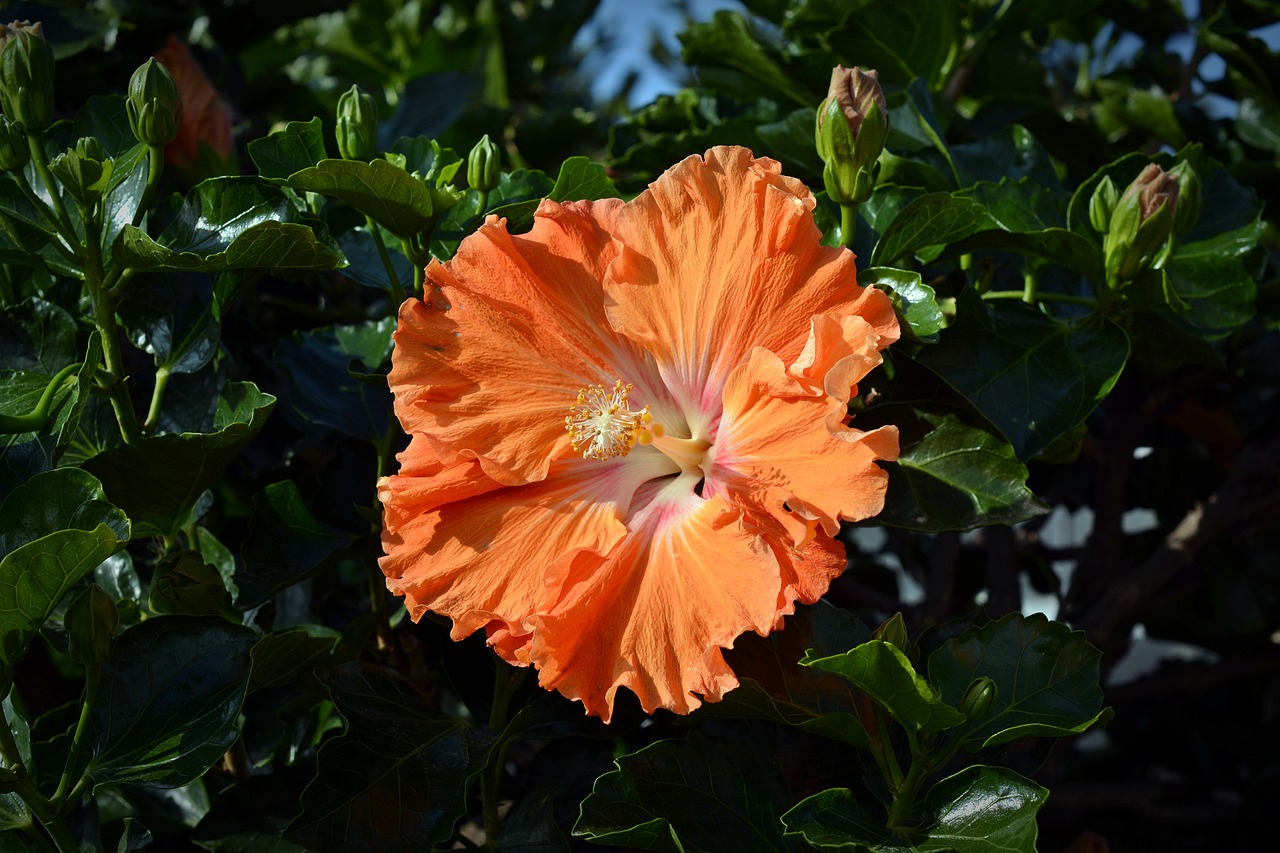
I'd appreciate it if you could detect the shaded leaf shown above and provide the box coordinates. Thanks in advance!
[802,641,966,733]
[821,0,956,89]
[118,274,219,375]
[249,117,328,180]
[248,628,339,694]
[678,10,813,106]
[274,318,394,442]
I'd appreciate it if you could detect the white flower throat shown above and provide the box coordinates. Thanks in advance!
[566,381,711,475]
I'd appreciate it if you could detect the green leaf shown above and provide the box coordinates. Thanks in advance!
[118,274,219,374]
[337,224,413,293]
[285,663,494,853]
[83,381,276,538]
[237,481,358,609]
[916,288,1129,460]
[248,117,328,180]
[870,193,987,266]
[274,317,394,442]
[0,468,129,665]
[802,640,965,733]
[783,765,1048,852]
[860,266,943,342]
[86,616,256,787]
[0,298,77,374]
[1237,96,1280,152]
[821,0,956,89]
[547,156,622,203]
[72,95,140,158]
[879,411,1048,532]
[287,158,436,237]
[757,107,824,180]
[694,601,872,748]
[928,612,1112,750]
[678,10,814,107]
[247,628,338,694]
[115,177,345,272]
[575,732,793,853]
[387,136,462,185]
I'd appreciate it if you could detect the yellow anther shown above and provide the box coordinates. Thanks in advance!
[566,380,651,461]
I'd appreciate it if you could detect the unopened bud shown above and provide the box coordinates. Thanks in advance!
[467,133,500,193]
[336,84,378,161]
[815,65,888,206]
[1104,163,1179,285]
[66,585,119,665]
[1088,175,1118,234]
[960,676,997,721]
[872,612,910,654]
[126,57,181,146]
[0,21,56,130]
[1167,160,1201,237]
[0,114,28,171]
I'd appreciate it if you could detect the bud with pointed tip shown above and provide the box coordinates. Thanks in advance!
[1167,160,1201,237]
[336,84,378,161]
[1088,175,1118,234]
[127,57,181,146]
[1104,163,1180,285]
[0,114,28,171]
[66,585,119,665]
[960,676,997,722]
[872,612,910,654]
[816,65,889,206]
[0,20,56,131]
[467,133,500,193]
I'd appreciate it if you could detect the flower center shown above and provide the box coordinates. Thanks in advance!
[566,381,711,476]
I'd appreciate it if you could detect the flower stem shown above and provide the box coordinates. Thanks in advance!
[52,664,100,808]
[0,362,79,433]
[840,203,857,248]
[886,752,928,829]
[0,713,75,853]
[1022,268,1037,304]
[131,144,165,228]
[142,366,171,435]
[982,290,1096,307]
[481,664,526,853]
[366,216,407,308]
[26,130,76,240]
[83,215,141,445]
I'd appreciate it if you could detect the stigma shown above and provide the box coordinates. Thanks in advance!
[566,381,652,460]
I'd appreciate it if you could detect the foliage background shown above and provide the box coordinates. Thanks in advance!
[0,0,1277,851]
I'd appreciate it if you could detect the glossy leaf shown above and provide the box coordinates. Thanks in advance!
[0,468,129,666]
[118,273,219,374]
[274,317,394,442]
[248,117,328,180]
[287,158,436,237]
[285,663,493,853]
[84,381,276,538]
[822,0,956,89]
[86,616,256,787]
[928,612,1112,750]
[870,193,987,266]
[917,288,1129,460]
[802,640,966,733]
[237,481,358,609]
[547,155,621,203]
[860,266,943,342]
[783,765,1048,852]
[575,732,793,853]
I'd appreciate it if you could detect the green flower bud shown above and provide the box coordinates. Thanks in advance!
[1103,163,1179,285]
[149,551,234,617]
[1088,175,1118,234]
[66,585,119,665]
[1167,160,1201,237]
[959,676,997,721]
[336,84,378,161]
[872,612,910,654]
[126,57,181,146]
[49,138,112,205]
[467,133,500,193]
[815,65,888,206]
[0,113,28,171]
[0,21,56,131]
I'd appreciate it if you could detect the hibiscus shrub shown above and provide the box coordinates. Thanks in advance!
[0,1,1276,852]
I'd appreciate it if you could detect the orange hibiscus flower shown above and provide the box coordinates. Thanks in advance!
[379,146,900,721]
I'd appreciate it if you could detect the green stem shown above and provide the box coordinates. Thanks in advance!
[481,664,526,853]
[85,273,141,446]
[0,362,80,433]
[840,203,857,249]
[26,131,76,241]
[0,724,73,853]
[1021,268,1037,304]
[366,216,407,308]
[142,366,171,435]
[52,665,99,807]
[104,266,135,301]
[131,144,165,228]
[886,753,928,829]
[982,290,1096,307]
[871,706,903,789]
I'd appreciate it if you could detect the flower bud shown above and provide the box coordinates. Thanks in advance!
[872,612,910,654]
[467,133,500,193]
[1167,160,1201,237]
[1088,175,1117,234]
[0,113,28,171]
[66,585,119,665]
[49,137,112,205]
[960,676,997,721]
[1104,163,1179,285]
[815,65,888,206]
[126,57,181,146]
[0,21,56,131]
[336,84,378,161]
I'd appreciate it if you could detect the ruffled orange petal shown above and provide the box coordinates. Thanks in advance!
[707,346,899,543]
[529,480,787,722]
[389,198,675,485]
[378,447,676,642]
[603,146,899,433]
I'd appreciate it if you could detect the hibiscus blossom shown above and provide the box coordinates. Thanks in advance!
[379,146,900,721]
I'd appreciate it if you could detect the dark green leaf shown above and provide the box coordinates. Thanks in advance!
[248,117,328,180]
[86,616,256,787]
[118,274,219,374]
[802,640,965,733]
[0,468,129,665]
[927,612,1112,750]
[860,266,943,342]
[870,193,987,266]
[285,663,494,853]
[1237,96,1280,152]
[696,600,872,748]
[337,224,413,293]
[83,381,276,538]
[757,108,824,179]
[72,95,139,158]
[821,0,956,89]
[115,817,153,852]
[916,288,1129,459]
[0,298,77,374]
[679,10,813,106]
[783,765,1048,852]
[248,628,339,694]
[575,732,794,853]
[287,158,436,237]
[274,318,394,442]
[387,136,462,185]
[237,481,357,610]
